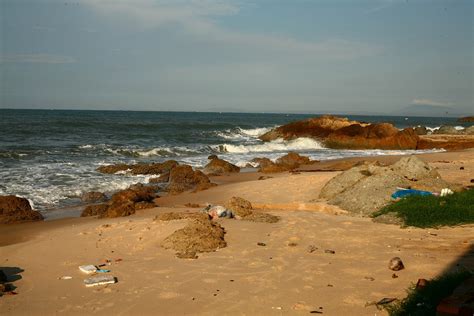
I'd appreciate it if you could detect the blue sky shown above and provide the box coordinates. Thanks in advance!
[1,0,472,114]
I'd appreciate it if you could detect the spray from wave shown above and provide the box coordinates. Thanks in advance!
[213,137,325,154]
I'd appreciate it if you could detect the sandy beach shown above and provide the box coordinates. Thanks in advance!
[1,149,473,315]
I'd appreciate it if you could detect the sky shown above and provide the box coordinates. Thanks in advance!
[0,0,472,115]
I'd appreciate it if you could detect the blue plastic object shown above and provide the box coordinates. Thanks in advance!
[391,189,433,199]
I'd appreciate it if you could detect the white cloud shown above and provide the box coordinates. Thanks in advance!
[411,98,454,107]
[0,54,77,64]
[84,0,381,61]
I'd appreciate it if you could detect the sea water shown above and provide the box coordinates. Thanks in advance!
[0,109,467,216]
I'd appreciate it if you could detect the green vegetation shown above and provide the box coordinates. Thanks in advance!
[384,270,472,316]
[372,189,474,228]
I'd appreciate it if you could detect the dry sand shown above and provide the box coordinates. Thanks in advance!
[1,149,473,315]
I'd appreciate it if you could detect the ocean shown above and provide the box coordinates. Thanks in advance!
[0,109,468,217]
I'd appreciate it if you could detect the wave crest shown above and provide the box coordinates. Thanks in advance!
[213,137,325,154]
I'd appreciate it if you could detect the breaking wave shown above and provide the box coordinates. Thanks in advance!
[213,137,325,154]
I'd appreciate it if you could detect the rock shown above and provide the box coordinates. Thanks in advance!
[203,157,240,175]
[259,115,419,150]
[224,196,280,223]
[224,196,253,217]
[81,184,157,218]
[148,173,170,183]
[251,157,274,168]
[208,154,218,160]
[258,176,273,180]
[0,195,43,224]
[458,116,474,123]
[417,135,474,150]
[0,270,7,283]
[161,217,226,257]
[259,115,361,141]
[155,212,209,221]
[97,160,179,175]
[391,155,440,181]
[259,163,290,173]
[81,204,108,217]
[320,156,455,216]
[81,191,107,203]
[129,160,178,175]
[325,124,419,150]
[464,126,474,135]
[388,257,404,271]
[105,201,136,218]
[434,125,459,135]
[275,152,311,169]
[96,164,130,174]
[414,126,428,135]
[167,165,216,194]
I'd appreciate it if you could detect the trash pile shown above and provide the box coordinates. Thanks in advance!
[319,156,459,216]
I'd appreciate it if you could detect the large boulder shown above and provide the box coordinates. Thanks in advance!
[414,126,428,135]
[259,115,419,150]
[0,195,43,224]
[224,196,279,223]
[203,156,240,175]
[319,156,456,216]
[167,165,216,194]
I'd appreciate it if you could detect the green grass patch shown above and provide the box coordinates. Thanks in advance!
[372,189,474,228]
[384,270,472,316]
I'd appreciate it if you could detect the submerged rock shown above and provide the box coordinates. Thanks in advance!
[0,195,43,224]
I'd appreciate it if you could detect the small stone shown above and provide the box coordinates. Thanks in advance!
[364,276,375,281]
[460,166,464,170]
[288,242,298,247]
[257,242,266,246]
[324,249,335,254]
[392,273,398,279]
[307,245,318,253]
[388,257,404,271]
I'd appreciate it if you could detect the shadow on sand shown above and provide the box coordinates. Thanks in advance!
[386,244,473,315]
[1,267,24,294]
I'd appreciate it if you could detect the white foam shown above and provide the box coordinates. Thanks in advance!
[215,126,273,141]
[214,137,325,154]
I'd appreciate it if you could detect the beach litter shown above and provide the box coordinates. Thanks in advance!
[83,275,117,287]
[79,265,98,274]
[202,204,234,219]
[391,188,433,199]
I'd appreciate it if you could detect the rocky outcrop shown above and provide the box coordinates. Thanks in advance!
[259,115,419,150]
[319,156,456,216]
[260,115,362,142]
[97,160,178,175]
[0,195,43,224]
[458,116,474,123]
[167,165,216,194]
[81,184,157,218]
[203,156,240,175]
